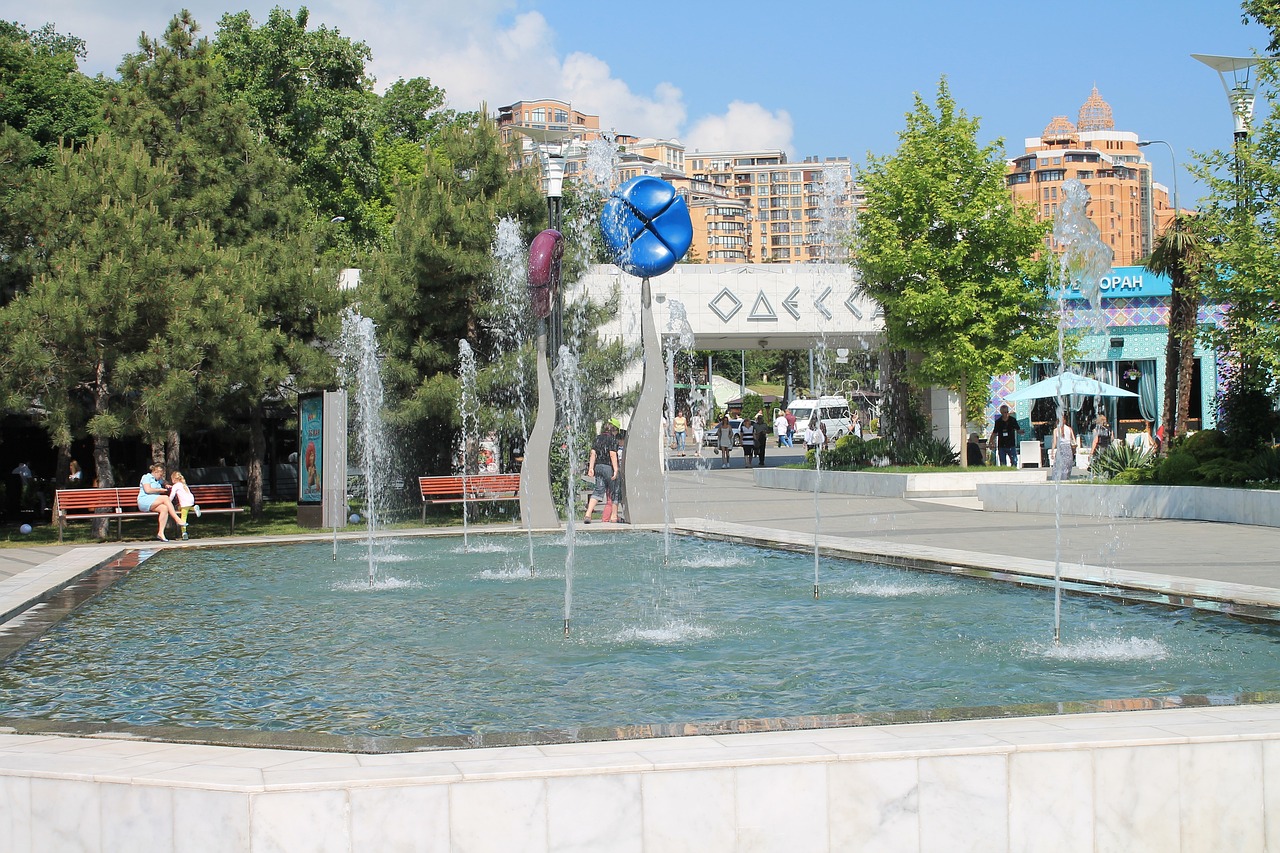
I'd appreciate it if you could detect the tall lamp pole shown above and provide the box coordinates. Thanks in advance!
[1137,139,1178,225]
[511,126,575,362]
[1192,53,1272,436]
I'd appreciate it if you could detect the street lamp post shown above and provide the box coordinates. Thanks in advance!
[1137,139,1178,224]
[1192,52,1274,440]
[510,126,576,362]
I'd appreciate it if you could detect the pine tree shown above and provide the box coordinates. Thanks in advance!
[368,114,545,473]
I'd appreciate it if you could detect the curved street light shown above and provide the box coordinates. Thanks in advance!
[1137,139,1178,222]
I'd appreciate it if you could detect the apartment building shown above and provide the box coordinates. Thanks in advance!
[497,99,857,266]
[1006,87,1174,265]
[685,150,857,263]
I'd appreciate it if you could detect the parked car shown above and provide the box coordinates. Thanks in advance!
[703,418,743,447]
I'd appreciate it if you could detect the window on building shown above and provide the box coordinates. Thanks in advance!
[554,110,567,123]
[532,108,545,122]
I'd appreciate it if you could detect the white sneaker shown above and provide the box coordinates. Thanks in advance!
[193,505,201,518]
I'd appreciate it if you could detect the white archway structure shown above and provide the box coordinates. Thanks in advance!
[574,263,967,450]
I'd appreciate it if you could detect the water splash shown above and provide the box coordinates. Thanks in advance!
[338,306,394,587]
[662,300,696,561]
[457,339,479,550]
[554,346,584,636]
[1049,179,1114,644]
[808,163,855,598]
[488,218,537,572]
[1037,636,1169,662]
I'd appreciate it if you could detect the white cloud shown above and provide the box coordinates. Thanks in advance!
[684,101,795,155]
[12,1,794,154]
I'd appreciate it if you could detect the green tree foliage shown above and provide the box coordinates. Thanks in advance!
[854,78,1053,460]
[213,7,380,244]
[1190,54,1280,448]
[0,21,105,152]
[368,113,545,473]
[0,136,211,492]
[112,12,344,511]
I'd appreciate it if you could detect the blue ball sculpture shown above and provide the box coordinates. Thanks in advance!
[600,176,693,278]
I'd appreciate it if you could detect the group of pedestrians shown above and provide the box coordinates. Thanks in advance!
[669,409,708,457]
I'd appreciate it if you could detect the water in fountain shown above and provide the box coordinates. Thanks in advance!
[808,163,856,598]
[338,306,394,586]
[457,339,480,550]
[1049,178,1114,643]
[488,217,537,572]
[554,345,584,635]
[14,533,1277,739]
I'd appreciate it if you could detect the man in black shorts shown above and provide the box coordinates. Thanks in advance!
[989,404,1019,467]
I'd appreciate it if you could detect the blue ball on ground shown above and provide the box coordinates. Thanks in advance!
[18,523,32,535]
[349,513,361,524]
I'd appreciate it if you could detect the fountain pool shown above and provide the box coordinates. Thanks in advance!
[0,532,1276,748]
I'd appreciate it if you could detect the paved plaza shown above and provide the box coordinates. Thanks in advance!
[4,445,1280,600]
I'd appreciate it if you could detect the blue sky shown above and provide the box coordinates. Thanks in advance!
[9,0,1271,202]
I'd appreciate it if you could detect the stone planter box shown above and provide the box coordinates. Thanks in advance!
[756,466,1047,498]
[977,482,1280,527]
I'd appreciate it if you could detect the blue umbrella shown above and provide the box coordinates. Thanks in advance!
[1005,371,1137,401]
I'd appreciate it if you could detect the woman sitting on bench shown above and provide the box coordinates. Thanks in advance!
[138,463,184,542]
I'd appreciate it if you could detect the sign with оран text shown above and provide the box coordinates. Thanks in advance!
[1057,265,1172,300]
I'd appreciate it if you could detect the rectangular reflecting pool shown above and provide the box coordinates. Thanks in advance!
[0,532,1276,747]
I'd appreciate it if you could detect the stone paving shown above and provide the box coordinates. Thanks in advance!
[3,445,1279,601]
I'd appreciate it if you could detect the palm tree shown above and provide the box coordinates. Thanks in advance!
[1142,215,1205,445]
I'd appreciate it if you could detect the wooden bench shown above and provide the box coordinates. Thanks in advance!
[418,473,522,521]
[52,483,244,542]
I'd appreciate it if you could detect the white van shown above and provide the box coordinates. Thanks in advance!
[787,396,854,440]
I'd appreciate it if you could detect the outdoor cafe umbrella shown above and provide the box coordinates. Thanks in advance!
[1005,371,1138,401]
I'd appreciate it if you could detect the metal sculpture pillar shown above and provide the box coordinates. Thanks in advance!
[600,177,693,525]
[521,229,564,529]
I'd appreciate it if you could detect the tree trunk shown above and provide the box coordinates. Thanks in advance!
[166,430,180,473]
[1161,285,1182,448]
[55,444,72,489]
[1175,291,1198,438]
[247,405,266,519]
[880,348,920,446]
[91,361,114,539]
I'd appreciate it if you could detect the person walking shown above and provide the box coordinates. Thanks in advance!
[672,410,688,456]
[691,410,706,457]
[716,415,733,468]
[989,404,1020,467]
[1089,413,1114,455]
[754,413,768,467]
[583,424,620,524]
[740,416,756,468]
[774,410,789,447]
[785,408,797,448]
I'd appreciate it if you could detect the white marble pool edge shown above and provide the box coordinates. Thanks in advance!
[0,532,1277,852]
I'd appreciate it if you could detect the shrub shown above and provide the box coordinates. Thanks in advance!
[823,434,867,469]
[1091,443,1156,480]
[1246,446,1280,483]
[894,435,958,467]
[1109,467,1152,485]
